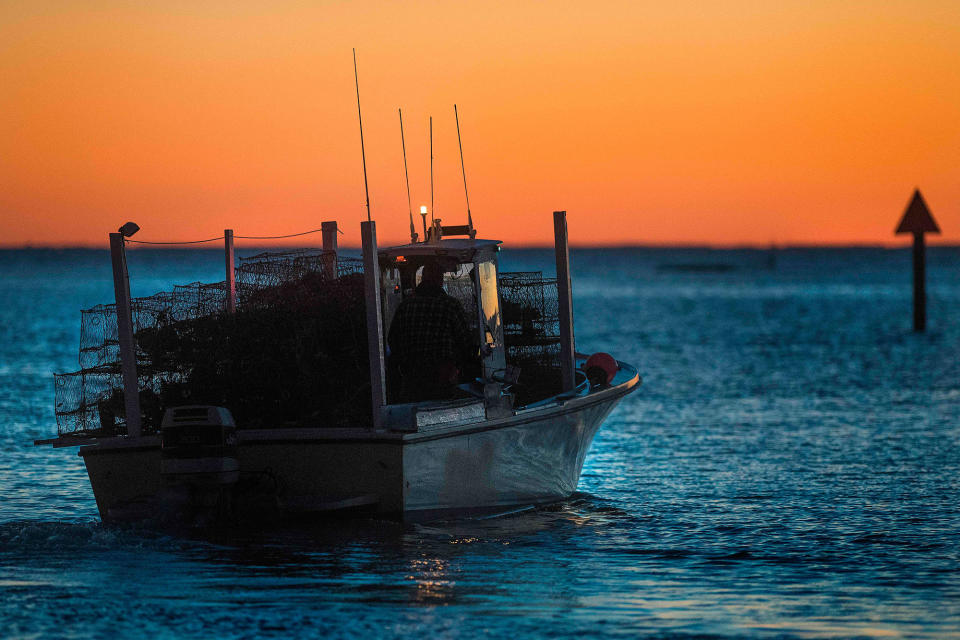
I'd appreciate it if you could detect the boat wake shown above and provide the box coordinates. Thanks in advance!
[0,519,181,556]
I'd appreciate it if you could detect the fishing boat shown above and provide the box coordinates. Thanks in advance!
[37,212,640,522]
[36,75,640,523]
[36,213,640,524]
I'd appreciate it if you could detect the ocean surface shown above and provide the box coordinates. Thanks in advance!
[1,246,958,639]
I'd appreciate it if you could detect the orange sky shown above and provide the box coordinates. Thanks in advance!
[2,1,958,247]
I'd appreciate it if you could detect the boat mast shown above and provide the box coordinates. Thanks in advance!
[352,49,385,427]
[454,104,475,237]
[429,116,435,228]
[353,48,371,223]
[399,108,417,243]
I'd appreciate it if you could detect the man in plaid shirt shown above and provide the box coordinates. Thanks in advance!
[388,261,473,402]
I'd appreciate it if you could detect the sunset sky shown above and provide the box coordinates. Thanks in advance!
[2,1,958,247]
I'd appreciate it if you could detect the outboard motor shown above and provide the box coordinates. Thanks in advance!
[160,406,239,487]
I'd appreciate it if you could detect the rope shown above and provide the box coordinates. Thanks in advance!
[126,236,224,245]
[125,225,345,245]
[235,228,324,240]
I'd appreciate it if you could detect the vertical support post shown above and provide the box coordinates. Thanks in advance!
[322,221,338,280]
[224,229,236,314]
[109,233,142,438]
[322,221,338,253]
[913,232,925,332]
[361,221,386,429]
[553,211,576,392]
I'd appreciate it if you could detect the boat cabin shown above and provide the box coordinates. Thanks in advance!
[378,237,506,397]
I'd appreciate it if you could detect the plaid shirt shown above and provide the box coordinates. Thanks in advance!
[387,284,472,365]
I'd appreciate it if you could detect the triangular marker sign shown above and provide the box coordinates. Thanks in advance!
[896,189,941,234]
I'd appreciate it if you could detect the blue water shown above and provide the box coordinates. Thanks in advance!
[1,246,958,639]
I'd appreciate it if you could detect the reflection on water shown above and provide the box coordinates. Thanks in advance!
[2,248,960,638]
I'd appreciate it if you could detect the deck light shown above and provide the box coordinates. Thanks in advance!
[418,206,429,241]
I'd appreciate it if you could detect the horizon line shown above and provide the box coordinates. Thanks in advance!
[1,241,957,251]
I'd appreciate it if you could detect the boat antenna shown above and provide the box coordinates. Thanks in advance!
[399,108,417,243]
[429,116,435,226]
[353,48,371,223]
[454,104,474,235]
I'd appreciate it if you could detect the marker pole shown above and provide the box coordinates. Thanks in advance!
[913,231,925,332]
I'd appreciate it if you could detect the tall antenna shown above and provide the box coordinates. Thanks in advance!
[454,104,474,234]
[353,48,371,223]
[399,108,416,243]
[429,116,435,225]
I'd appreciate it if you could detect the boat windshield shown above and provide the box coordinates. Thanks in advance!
[475,258,506,379]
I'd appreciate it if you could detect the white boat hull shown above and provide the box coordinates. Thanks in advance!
[402,396,617,518]
[75,367,639,523]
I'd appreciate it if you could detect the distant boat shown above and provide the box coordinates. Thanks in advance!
[38,219,641,524]
[657,262,737,273]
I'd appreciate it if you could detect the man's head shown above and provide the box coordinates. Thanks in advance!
[420,261,445,288]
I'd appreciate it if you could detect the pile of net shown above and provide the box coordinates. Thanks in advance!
[55,250,370,436]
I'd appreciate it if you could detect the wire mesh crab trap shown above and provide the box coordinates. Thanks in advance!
[54,249,369,436]
[498,271,563,405]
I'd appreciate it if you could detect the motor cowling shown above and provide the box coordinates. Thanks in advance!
[160,406,239,486]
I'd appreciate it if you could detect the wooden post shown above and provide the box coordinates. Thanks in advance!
[913,232,926,332]
[361,221,386,429]
[553,211,576,392]
[224,229,236,313]
[109,233,142,438]
[322,221,338,280]
[322,221,338,253]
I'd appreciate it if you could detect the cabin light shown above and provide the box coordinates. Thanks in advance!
[395,256,406,262]
[420,206,428,215]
